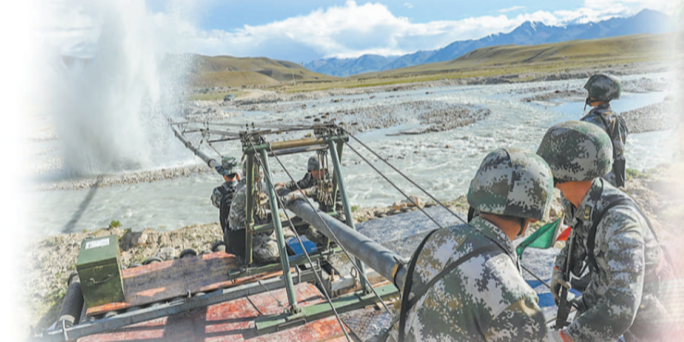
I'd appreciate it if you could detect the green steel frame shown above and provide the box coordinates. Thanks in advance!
[238,126,377,323]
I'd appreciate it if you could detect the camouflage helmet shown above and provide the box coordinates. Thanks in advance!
[307,156,321,171]
[584,73,621,102]
[220,156,239,176]
[467,148,554,221]
[537,121,613,183]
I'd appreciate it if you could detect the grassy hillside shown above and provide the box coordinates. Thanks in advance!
[190,55,338,88]
[355,33,672,79]
[189,33,675,92]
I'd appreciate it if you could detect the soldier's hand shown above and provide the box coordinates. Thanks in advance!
[282,190,307,205]
[551,267,571,305]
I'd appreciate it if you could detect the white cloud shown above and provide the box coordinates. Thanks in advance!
[403,2,413,9]
[498,6,525,13]
[46,0,671,63]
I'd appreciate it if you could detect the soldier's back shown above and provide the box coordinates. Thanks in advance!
[399,217,546,342]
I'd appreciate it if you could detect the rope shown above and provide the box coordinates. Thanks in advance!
[250,142,353,342]
[265,142,395,317]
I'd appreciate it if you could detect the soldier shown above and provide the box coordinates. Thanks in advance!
[391,148,554,342]
[538,121,670,342]
[284,156,322,191]
[581,73,629,187]
[227,161,304,264]
[281,155,342,214]
[210,157,242,233]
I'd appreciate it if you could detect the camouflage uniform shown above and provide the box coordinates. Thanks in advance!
[211,180,242,231]
[212,157,243,232]
[228,181,286,264]
[286,156,341,213]
[556,179,669,342]
[391,148,554,342]
[581,104,628,187]
[538,121,670,342]
[581,73,628,187]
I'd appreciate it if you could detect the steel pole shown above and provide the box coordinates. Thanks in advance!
[259,149,299,313]
[286,200,408,290]
[170,124,219,170]
[328,140,369,292]
[328,140,368,291]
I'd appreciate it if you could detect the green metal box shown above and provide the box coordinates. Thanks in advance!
[76,235,125,308]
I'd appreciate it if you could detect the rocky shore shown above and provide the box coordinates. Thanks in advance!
[36,164,216,191]
[621,100,677,133]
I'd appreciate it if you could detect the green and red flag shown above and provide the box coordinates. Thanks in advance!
[516,215,570,259]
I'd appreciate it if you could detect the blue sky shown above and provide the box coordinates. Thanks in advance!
[43,0,676,63]
[147,0,589,32]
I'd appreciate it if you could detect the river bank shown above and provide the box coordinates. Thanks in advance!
[26,163,682,331]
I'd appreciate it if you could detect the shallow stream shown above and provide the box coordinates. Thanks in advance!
[30,73,678,235]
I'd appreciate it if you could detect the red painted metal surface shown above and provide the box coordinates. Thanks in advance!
[87,252,288,316]
[79,283,350,342]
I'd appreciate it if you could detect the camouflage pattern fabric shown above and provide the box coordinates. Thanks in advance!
[252,232,280,263]
[537,121,613,183]
[581,103,628,187]
[556,178,670,342]
[228,180,267,231]
[211,180,240,208]
[286,172,342,213]
[467,148,554,221]
[286,172,317,191]
[389,216,548,341]
[584,73,622,102]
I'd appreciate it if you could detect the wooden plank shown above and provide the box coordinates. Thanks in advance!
[87,252,268,315]
[79,283,345,342]
[255,284,399,335]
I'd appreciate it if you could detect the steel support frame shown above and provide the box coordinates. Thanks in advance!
[259,149,300,314]
[328,140,369,293]
[245,153,255,265]
[255,283,399,335]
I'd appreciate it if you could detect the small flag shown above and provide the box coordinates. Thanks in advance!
[556,226,572,242]
[516,216,563,259]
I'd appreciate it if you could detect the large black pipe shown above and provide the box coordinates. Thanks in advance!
[58,273,84,328]
[286,200,408,290]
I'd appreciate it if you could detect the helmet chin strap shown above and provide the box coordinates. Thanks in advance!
[517,218,527,237]
[583,97,591,115]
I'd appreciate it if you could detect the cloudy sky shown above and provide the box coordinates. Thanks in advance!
[43,0,676,63]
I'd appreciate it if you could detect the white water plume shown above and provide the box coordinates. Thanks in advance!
[35,0,195,176]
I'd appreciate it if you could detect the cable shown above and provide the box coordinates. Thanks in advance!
[343,128,550,284]
[250,145,353,342]
[264,141,395,317]
[343,142,445,230]
[342,128,468,226]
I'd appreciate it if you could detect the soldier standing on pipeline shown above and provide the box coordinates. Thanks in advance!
[581,73,629,188]
[538,121,671,342]
[227,161,305,264]
[210,157,243,235]
[390,148,554,341]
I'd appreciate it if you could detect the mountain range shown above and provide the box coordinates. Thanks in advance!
[304,9,674,77]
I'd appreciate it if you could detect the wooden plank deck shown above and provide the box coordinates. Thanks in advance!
[87,252,287,316]
[79,283,351,342]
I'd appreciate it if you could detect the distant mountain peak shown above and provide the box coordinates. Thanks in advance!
[304,9,672,77]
